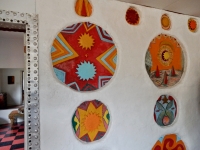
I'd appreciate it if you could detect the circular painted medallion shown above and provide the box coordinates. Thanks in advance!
[125,7,140,25]
[154,95,177,127]
[188,18,198,32]
[51,22,117,91]
[145,34,184,88]
[161,14,171,30]
[152,134,186,150]
[72,100,110,142]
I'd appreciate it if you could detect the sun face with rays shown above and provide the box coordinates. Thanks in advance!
[158,45,173,66]
[78,33,94,50]
[78,102,106,142]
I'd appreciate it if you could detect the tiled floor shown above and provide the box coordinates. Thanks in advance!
[0,122,24,150]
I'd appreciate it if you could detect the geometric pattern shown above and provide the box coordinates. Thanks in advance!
[75,0,92,17]
[72,100,110,142]
[51,33,79,66]
[154,95,177,127]
[152,134,186,150]
[53,67,66,83]
[51,22,117,91]
[0,122,24,150]
[96,45,117,75]
[145,34,184,88]
[98,76,112,88]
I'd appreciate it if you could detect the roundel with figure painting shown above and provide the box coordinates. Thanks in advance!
[51,22,117,91]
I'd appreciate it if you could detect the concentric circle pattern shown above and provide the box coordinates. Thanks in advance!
[72,100,110,142]
[154,95,177,127]
[51,22,117,91]
[161,14,171,30]
[145,34,184,88]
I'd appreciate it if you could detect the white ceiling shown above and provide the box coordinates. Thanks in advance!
[0,31,24,39]
[116,0,200,17]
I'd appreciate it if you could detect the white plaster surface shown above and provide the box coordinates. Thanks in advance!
[2,0,200,149]
[0,0,36,13]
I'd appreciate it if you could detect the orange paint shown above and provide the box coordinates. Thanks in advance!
[149,34,182,72]
[152,134,186,150]
[161,14,171,30]
[84,113,101,132]
[188,18,197,32]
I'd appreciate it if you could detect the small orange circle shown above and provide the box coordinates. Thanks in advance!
[188,18,197,32]
[84,113,101,132]
[161,14,171,30]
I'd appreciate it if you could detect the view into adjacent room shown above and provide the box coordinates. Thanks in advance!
[0,30,25,149]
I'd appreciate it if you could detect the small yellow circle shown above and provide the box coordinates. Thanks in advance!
[163,51,170,60]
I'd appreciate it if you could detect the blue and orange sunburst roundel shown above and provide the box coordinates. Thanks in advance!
[51,22,118,91]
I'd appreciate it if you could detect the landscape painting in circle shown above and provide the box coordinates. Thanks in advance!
[145,34,184,88]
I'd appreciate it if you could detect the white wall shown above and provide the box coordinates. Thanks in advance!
[1,0,200,149]
[1,69,23,106]
[37,0,200,149]
[0,0,35,13]
[0,31,25,68]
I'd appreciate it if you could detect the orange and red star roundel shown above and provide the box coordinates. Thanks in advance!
[72,100,110,142]
[51,22,117,91]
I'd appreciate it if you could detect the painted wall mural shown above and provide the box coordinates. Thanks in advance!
[152,134,186,150]
[161,14,171,30]
[145,34,184,88]
[125,7,140,25]
[72,100,110,142]
[51,22,117,91]
[188,18,198,32]
[154,95,177,127]
[75,0,92,17]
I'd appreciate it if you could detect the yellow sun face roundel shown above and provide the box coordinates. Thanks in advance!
[72,100,110,142]
[78,33,94,50]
